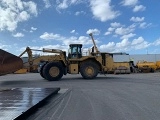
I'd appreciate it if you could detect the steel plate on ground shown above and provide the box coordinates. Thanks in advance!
[0,88,60,120]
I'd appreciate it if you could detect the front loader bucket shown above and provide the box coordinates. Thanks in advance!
[0,49,23,75]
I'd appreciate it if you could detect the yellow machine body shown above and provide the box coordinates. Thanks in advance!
[14,68,28,74]
[156,61,160,70]
[69,64,79,74]
[137,61,157,72]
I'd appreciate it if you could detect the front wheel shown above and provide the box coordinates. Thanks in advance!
[80,62,98,79]
[42,62,63,81]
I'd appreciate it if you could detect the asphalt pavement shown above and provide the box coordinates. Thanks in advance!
[0,73,160,120]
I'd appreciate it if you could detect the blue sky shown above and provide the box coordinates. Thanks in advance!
[0,0,160,56]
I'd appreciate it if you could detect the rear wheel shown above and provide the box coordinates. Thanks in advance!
[42,62,63,81]
[39,63,46,79]
[80,62,98,79]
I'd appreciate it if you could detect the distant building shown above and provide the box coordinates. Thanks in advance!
[113,54,160,65]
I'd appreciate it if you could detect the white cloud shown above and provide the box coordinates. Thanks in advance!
[0,0,37,31]
[12,32,24,37]
[130,17,144,22]
[21,36,160,56]
[90,0,120,22]
[31,27,37,31]
[57,0,68,9]
[99,42,115,52]
[133,5,146,12]
[99,36,151,53]
[131,37,150,49]
[99,39,130,52]
[105,23,136,37]
[70,30,75,33]
[139,22,146,28]
[129,23,137,29]
[75,11,86,16]
[39,32,98,47]
[115,27,134,35]
[122,0,138,6]
[134,41,149,50]
[122,0,146,13]
[0,43,10,50]
[40,44,68,52]
[132,37,144,45]
[24,1,38,16]
[104,31,111,36]
[63,36,94,45]
[38,32,156,54]
[18,11,30,21]
[108,27,115,32]
[70,0,79,4]
[40,32,63,40]
[152,38,160,46]
[120,33,136,39]
[104,27,114,35]
[30,27,37,32]
[86,28,100,35]
[56,0,82,10]
[110,22,122,28]
[43,0,51,8]
[116,39,130,49]
[139,22,152,29]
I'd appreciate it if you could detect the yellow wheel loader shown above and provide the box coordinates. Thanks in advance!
[39,33,116,81]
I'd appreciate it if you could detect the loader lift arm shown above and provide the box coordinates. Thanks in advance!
[19,47,64,65]
[19,47,67,72]
[19,47,33,66]
[89,33,100,54]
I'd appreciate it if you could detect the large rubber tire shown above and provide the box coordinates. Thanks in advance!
[150,68,154,73]
[39,63,46,79]
[80,62,98,79]
[42,62,63,81]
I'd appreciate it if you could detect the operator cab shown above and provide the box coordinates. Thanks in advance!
[68,44,82,59]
